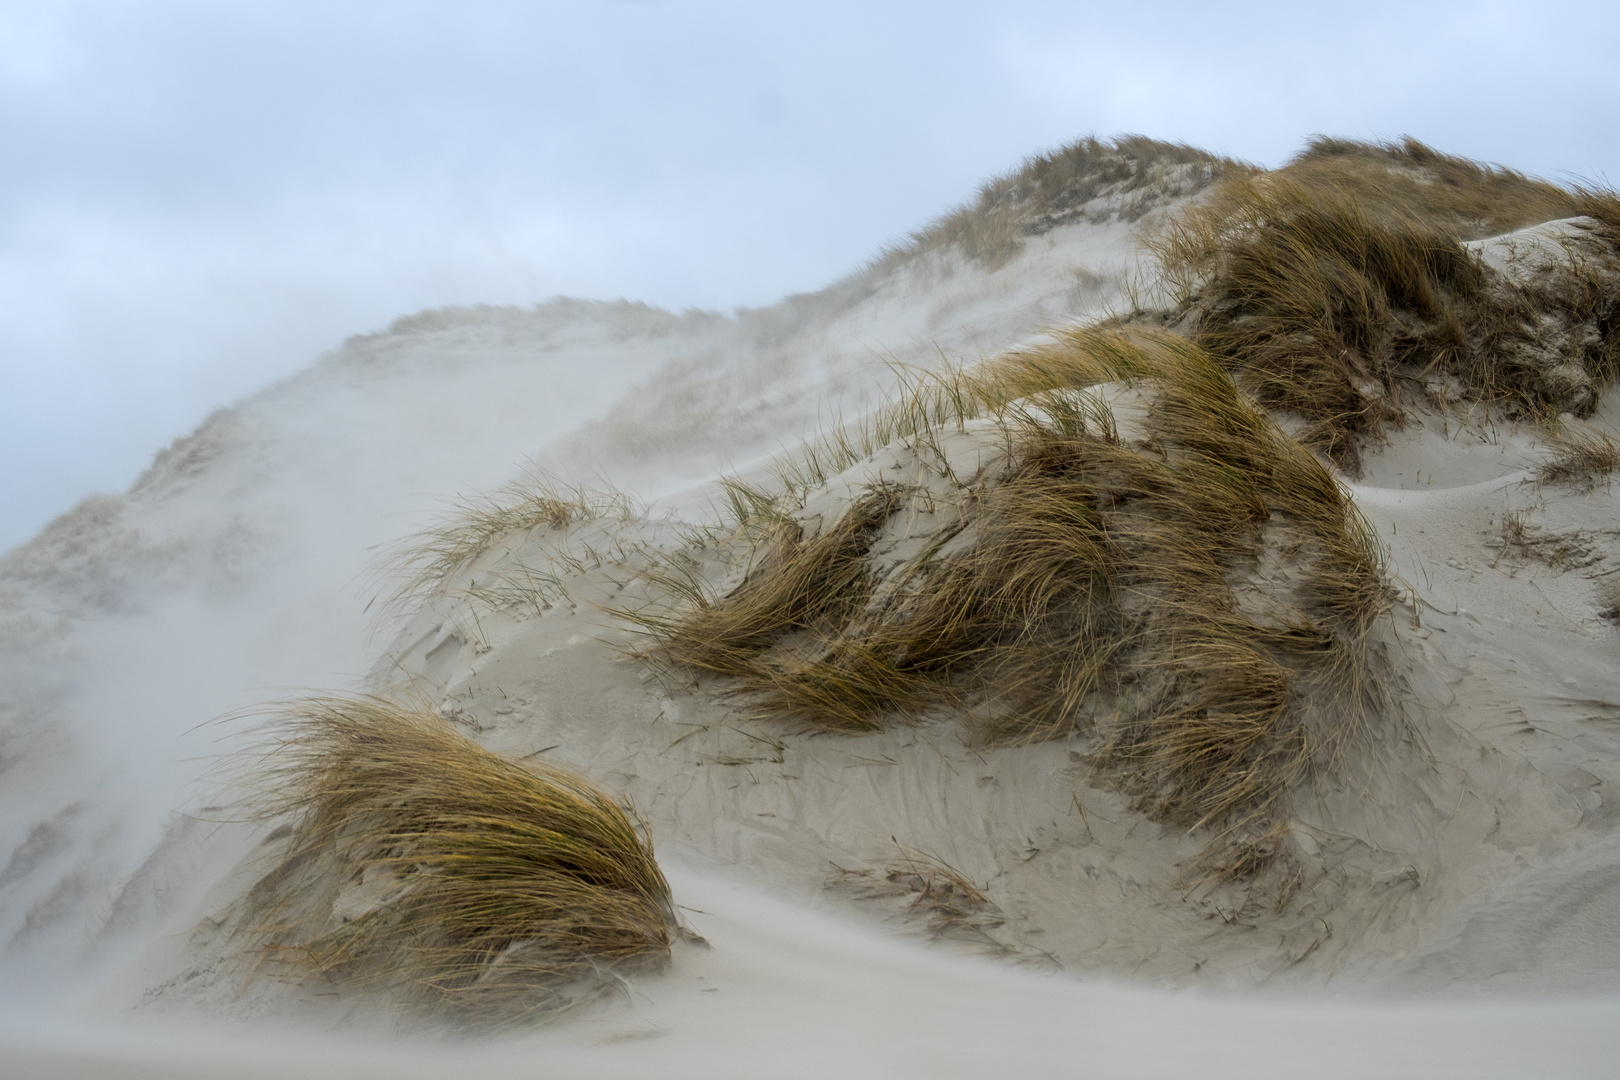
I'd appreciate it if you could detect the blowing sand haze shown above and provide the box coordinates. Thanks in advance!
[3,135,1620,1078]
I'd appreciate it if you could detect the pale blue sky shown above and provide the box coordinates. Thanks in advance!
[3,0,1617,550]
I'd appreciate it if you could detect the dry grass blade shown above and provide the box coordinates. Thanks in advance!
[239,696,675,1030]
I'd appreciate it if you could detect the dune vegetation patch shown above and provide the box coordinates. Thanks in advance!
[1151,137,1620,473]
[380,476,643,623]
[887,134,1245,271]
[1539,430,1620,490]
[236,696,675,1030]
[622,329,1391,867]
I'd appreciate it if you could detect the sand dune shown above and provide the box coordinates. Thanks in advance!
[3,137,1619,1077]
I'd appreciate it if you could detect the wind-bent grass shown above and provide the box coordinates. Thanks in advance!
[1150,137,1620,473]
[378,471,640,623]
[1272,136,1589,239]
[636,486,908,687]
[625,329,1391,861]
[240,696,674,1030]
[833,844,1023,957]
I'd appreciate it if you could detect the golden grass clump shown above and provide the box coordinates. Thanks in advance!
[636,486,907,691]
[628,329,1391,856]
[241,696,674,1029]
[1281,136,1589,239]
[1150,137,1620,473]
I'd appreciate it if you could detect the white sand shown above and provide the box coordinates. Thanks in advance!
[3,200,1620,1077]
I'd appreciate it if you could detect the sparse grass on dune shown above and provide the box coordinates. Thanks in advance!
[886,134,1246,270]
[1152,137,1620,473]
[832,845,1022,957]
[216,134,1620,1035]
[380,472,640,621]
[627,329,1391,858]
[362,134,1620,879]
[239,696,675,1030]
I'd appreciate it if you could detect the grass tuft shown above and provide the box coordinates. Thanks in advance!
[1149,137,1620,473]
[1284,136,1588,239]
[831,846,1022,957]
[238,696,674,1030]
[1540,431,1620,489]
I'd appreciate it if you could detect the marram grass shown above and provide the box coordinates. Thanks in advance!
[240,696,675,1030]
[625,329,1391,867]
[378,471,640,622]
[364,135,1614,879]
[1150,136,1620,472]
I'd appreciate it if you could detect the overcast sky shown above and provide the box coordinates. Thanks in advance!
[2,0,1617,551]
